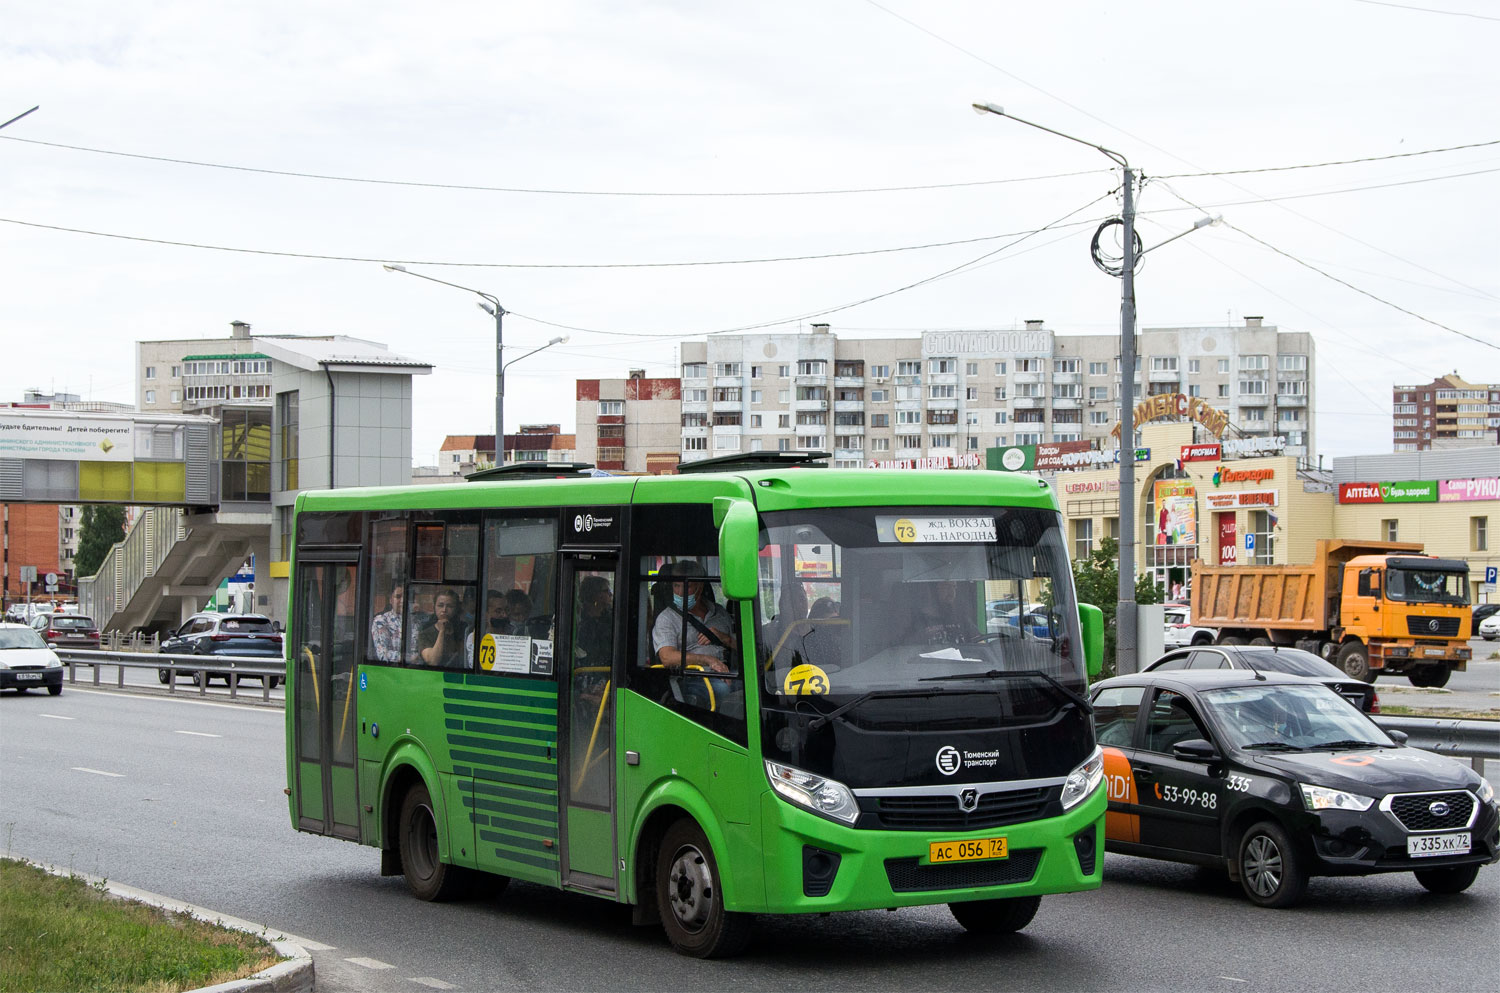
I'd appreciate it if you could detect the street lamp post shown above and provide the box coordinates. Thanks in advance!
[499,336,569,465]
[970,103,1143,671]
[383,264,507,460]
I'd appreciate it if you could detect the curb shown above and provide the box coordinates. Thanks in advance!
[28,862,314,993]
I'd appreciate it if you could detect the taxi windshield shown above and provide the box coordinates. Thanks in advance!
[1202,684,1394,751]
[756,505,1084,732]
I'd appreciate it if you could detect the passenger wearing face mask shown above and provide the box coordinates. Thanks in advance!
[651,560,736,674]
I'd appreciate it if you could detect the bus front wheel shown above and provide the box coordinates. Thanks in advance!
[656,820,752,958]
[399,783,470,902]
[948,895,1041,934]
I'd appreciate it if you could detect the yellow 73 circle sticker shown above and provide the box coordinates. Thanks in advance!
[783,664,831,695]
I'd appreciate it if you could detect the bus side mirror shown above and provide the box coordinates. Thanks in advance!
[1079,603,1104,679]
[714,496,760,601]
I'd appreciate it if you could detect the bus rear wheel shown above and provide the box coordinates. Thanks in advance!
[656,820,752,958]
[948,895,1041,934]
[399,783,471,901]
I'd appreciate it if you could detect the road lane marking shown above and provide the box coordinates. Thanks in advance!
[346,957,395,970]
[174,730,222,738]
[41,714,74,720]
[1217,978,1248,984]
[72,767,124,777]
[410,979,455,990]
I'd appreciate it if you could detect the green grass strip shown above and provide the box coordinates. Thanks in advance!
[0,858,282,993]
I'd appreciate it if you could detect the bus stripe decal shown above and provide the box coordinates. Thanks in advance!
[459,722,556,743]
[479,847,557,873]
[446,734,553,759]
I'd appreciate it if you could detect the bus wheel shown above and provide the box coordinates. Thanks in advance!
[1337,642,1374,683]
[1236,820,1307,908]
[1414,862,1479,894]
[948,895,1041,934]
[399,783,469,901]
[656,820,752,958]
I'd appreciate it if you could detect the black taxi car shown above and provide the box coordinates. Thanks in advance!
[1090,669,1498,907]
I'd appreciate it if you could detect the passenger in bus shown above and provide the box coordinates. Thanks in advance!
[503,588,549,638]
[370,581,406,662]
[415,587,469,667]
[808,596,841,619]
[576,575,614,666]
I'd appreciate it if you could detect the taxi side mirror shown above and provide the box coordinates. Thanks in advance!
[1172,738,1219,762]
[1386,729,1408,745]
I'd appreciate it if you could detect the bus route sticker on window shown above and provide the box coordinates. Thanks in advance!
[783,664,831,696]
[876,515,996,544]
[488,634,532,675]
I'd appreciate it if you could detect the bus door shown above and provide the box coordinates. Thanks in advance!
[292,557,361,839]
[557,551,620,891]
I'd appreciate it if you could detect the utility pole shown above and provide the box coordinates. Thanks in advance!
[1116,167,1139,675]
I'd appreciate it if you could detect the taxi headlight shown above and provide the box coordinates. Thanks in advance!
[1300,783,1374,812]
[765,760,859,824]
[1476,779,1495,805]
[1061,745,1105,811]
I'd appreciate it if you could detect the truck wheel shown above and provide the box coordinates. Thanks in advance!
[656,819,752,958]
[1337,642,1374,683]
[1249,637,1273,647]
[1414,863,1479,894]
[1237,820,1307,908]
[1407,666,1451,689]
[1217,634,1246,646]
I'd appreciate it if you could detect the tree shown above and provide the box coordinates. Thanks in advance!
[73,505,127,579]
[1072,536,1163,678]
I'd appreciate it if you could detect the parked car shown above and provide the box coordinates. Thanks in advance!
[1144,645,1378,713]
[986,602,1056,638]
[0,622,64,695]
[1479,614,1500,641]
[1472,603,1500,629]
[30,612,100,649]
[1163,606,1216,648]
[1090,668,1498,906]
[158,613,284,688]
[6,602,54,624]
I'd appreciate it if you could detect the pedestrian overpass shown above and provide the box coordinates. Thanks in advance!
[0,407,271,634]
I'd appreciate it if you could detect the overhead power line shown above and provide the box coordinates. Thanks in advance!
[0,135,1105,197]
[1350,0,1500,22]
[1157,139,1500,178]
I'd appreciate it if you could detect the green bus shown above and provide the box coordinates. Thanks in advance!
[286,453,1106,957]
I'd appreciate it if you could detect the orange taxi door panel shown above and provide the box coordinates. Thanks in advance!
[1102,746,1140,844]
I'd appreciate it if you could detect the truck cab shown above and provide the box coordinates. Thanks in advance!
[1335,554,1471,687]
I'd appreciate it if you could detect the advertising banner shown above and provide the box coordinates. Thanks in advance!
[0,412,134,462]
[1338,482,1383,504]
[1439,478,1500,502]
[1179,443,1221,462]
[1217,514,1237,565]
[1154,479,1197,545]
[1380,480,1438,503]
[1203,489,1278,510]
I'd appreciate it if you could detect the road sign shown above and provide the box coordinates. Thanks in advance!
[19,565,36,583]
[1487,566,1497,585]
[1244,534,1256,551]
[45,572,57,585]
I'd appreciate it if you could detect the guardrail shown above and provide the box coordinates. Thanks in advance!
[1374,715,1499,777]
[51,648,286,702]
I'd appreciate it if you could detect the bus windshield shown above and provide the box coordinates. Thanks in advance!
[756,505,1087,783]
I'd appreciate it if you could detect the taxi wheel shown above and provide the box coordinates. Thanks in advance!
[1237,821,1307,908]
[1414,863,1479,894]
[1337,642,1375,684]
[656,819,752,958]
[398,783,472,901]
[948,895,1041,934]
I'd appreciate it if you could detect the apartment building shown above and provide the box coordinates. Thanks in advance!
[435,426,579,475]
[1392,373,1500,451]
[676,317,1315,467]
[575,373,682,473]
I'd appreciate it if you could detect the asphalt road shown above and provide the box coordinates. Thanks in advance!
[2,686,1497,992]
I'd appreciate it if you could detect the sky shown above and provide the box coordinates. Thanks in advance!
[2,0,1496,467]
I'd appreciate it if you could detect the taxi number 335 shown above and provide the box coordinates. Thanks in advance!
[1160,784,1218,809]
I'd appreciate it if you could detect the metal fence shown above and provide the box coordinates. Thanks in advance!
[1374,715,1499,777]
[52,648,285,702]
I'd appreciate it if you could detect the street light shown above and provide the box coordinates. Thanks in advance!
[498,336,569,465]
[383,263,507,458]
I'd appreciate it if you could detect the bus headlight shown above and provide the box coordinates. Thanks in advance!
[1060,746,1104,810]
[1299,783,1374,811]
[765,760,860,824]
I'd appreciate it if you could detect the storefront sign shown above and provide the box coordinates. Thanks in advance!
[1338,480,1439,504]
[989,442,1117,472]
[923,329,1052,357]
[1062,479,1121,494]
[1221,436,1287,457]
[1111,393,1230,441]
[1204,489,1279,510]
[1213,465,1276,485]
[1180,443,1221,462]
[1439,478,1500,502]
[1218,515,1237,565]
[1154,479,1197,545]
[868,453,982,470]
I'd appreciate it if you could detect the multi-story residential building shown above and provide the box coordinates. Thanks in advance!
[675,316,1315,467]
[435,426,579,475]
[1391,373,1500,451]
[575,372,682,473]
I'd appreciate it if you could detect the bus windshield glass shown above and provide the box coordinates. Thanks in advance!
[757,505,1085,775]
[1386,568,1468,604]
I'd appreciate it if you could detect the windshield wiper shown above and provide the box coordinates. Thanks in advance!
[1241,741,1308,752]
[805,688,949,731]
[1307,738,1388,750]
[919,669,1092,714]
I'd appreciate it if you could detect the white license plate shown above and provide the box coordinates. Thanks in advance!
[1407,832,1470,857]
[1422,648,1446,657]
[14,672,42,681]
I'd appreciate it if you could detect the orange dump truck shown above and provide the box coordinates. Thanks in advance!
[1191,539,1472,687]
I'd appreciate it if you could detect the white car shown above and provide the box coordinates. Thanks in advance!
[1163,606,1216,648]
[1479,614,1500,641]
[0,622,64,695]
